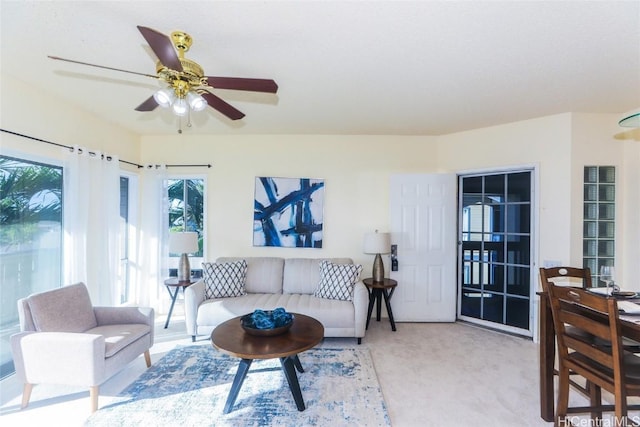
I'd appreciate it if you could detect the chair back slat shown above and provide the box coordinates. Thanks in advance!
[565,335,614,367]
[560,308,611,341]
[540,266,592,289]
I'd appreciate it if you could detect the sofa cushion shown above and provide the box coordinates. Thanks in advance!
[283,258,354,294]
[217,257,284,294]
[27,282,98,332]
[203,260,248,298]
[196,293,355,329]
[314,261,363,301]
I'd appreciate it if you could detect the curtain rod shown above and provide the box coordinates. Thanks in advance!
[1,129,212,169]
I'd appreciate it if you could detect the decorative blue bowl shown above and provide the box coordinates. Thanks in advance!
[240,310,294,336]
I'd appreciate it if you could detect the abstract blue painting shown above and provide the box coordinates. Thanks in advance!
[253,177,324,248]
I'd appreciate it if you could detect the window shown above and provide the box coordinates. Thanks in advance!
[118,174,138,304]
[167,178,205,274]
[583,166,615,284]
[0,155,63,379]
[119,176,130,304]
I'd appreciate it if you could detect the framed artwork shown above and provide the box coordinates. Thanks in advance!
[253,176,325,248]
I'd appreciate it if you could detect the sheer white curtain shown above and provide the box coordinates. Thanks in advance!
[136,164,169,309]
[63,146,120,305]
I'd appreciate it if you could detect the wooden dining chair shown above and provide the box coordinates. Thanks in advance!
[546,282,640,426]
[540,266,640,422]
[540,267,640,352]
[540,267,600,399]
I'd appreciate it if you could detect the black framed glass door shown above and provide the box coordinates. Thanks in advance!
[458,170,533,335]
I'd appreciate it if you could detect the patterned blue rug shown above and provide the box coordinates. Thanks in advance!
[85,345,390,426]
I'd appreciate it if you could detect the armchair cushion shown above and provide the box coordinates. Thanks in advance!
[27,283,97,332]
[85,324,151,358]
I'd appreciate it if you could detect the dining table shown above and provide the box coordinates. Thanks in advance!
[538,290,640,421]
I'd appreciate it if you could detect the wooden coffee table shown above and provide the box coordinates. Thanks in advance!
[211,313,324,413]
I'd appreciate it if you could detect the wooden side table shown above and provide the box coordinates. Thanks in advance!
[164,278,197,328]
[363,278,398,331]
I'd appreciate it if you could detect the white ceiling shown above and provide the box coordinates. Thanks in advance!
[1,1,639,136]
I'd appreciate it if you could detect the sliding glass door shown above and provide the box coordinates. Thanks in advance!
[0,155,63,378]
[458,170,533,336]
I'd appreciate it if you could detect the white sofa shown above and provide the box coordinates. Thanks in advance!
[184,257,368,344]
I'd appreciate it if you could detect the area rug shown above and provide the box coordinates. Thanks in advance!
[85,345,390,427]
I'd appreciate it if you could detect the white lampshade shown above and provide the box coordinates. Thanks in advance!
[172,98,188,116]
[187,91,207,111]
[153,87,175,108]
[363,231,391,255]
[169,232,198,254]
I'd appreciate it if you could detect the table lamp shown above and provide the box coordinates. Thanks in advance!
[169,231,199,281]
[363,230,391,282]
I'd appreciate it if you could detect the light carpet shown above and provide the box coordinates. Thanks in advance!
[85,345,390,426]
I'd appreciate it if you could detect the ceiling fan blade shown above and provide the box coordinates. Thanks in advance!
[200,91,245,120]
[48,56,157,79]
[137,26,183,72]
[205,77,278,93]
[135,95,159,112]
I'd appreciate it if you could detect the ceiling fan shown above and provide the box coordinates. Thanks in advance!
[48,26,278,122]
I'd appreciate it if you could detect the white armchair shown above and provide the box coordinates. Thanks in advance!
[10,282,154,412]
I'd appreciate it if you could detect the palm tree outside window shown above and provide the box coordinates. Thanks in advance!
[167,178,205,276]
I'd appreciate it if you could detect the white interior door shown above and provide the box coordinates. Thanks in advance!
[389,174,457,321]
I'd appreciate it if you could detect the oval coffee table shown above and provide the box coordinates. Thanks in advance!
[211,313,324,413]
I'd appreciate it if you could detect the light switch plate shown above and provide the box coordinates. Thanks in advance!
[543,260,562,268]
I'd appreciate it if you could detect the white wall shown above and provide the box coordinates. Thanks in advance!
[620,133,640,287]
[1,73,141,304]
[571,114,640,287]
[436,112,640,289]
[139,134,437,273]
[1,74,139,168]
[4,68,638,297]
[438,113,573,274]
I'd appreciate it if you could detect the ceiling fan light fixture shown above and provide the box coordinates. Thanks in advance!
[187,91,207,112]
[172,97,188,116]
[153,87,175,108]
